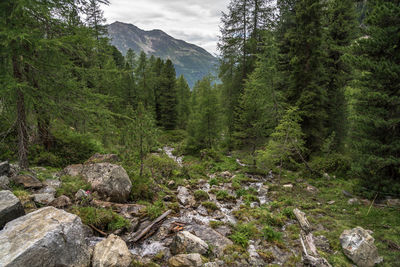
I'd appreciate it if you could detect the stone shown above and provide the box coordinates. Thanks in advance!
[0,207,90,267]
[0,190,25,229]
[220,171,232,178]
[348,198,360,205]
[8,163,20,178]
[327,200,335,205]
[92,234,132,267]
[177,186,195,206]
[0,175,10,190]
[50,195,71,208]
[306,185,319,193]
[168,180,176,186]
[75,189,89,200]
[171,231,209,255]
[386,199,400,207]
[283,184,293,189]
[66,163,132,202]
[33,193,55,205]
[340,227,383,267]
[86,153,120,164]
[38,185,57,194]
[12,174,42,188]
[0,161,10,176]
[185,224,233,256]
[203,262,219,267]
[248,242,265,266]
[168,253,203,267]
[43,179,62,189]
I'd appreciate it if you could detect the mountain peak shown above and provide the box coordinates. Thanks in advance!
[107,22,218,87]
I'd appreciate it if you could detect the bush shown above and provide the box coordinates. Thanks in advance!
[129,175,157,201]
[194,190,209,201]
[56,175,91,198]
[71,206,130,231]
[262,226,282,242]
[144,154,179,182]
[146,200,166,220]
[158,129,187,145]
[230,223,258,248]
[309,153,351,177]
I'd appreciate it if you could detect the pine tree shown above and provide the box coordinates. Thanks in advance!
[175,75,191,129]
[158,59,177,130]
[84,0,110,40]
[350,0,400,195]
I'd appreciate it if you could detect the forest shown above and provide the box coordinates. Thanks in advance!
[0,0,399,267]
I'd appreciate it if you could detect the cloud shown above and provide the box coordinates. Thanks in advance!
[102,0,229,54]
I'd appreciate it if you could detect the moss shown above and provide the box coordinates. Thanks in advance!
[194,190,209,201]
[201,201,219,212]
[56,175,91,198]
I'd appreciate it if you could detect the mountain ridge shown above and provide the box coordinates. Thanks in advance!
[107,21,218,88]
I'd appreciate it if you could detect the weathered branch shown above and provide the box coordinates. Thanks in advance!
[293,208,311,233]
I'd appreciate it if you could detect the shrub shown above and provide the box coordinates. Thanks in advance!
[71,206,130,231]
[201,201,218,212]
[56,175,91,198]
[262,226,282,242]
[129,175,157,201]
[209,178,219,186]
[194,190,209,201]
[144,154,179,181]
[146,200,166,220]
[216,190,236,201]
[230,223,258,248]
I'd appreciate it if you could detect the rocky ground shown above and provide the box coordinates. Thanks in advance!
[0,148,399,267]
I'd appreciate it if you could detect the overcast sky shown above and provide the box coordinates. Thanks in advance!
[102,0,230,55]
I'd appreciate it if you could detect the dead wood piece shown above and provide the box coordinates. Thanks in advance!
[300,233,332,267]
[91,199,146,216]
[89,224,107,236]
[294,208,311,233]
[128,209,171,243]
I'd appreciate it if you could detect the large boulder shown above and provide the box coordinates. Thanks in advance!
[340,227,383,267]
[12,174,42,189]
[177,186,195,207]
[86,153,120,164]
[92,234,132,267]
[168,253,203,267]
[0,190,25,229]
[0,206,90,267]
[171,231,209,255]
[63,163,132,203]
[0,161,10,176]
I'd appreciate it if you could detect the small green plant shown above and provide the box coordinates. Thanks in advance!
[209,178,218,186]
[71,206,130,231]
[146,200,166,220]
[201,201,218,212]
[194,190,209,201]
[216,190,236,201]
[230,223,258,248]
[209,220,225,229]
[56,175,91,198]
[262,226,282,242]
[282,207,295,219]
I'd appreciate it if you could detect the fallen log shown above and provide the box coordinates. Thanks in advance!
[127,209,171,243]
[293,208,311,233]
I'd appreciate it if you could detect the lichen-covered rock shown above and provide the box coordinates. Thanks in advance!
[171,231,209,255]
[92,234,132,267]
[43,179,62,189]
[168,253,203,267]
[340,227,383,267]
[33,193,55,205]
[177,186,195,207]
[0,207,90,267]
[0,176,10,190]
[75,188,88,200]
[0,161,10,176]
[63,164,84,177]
[0,190,25,229]
[86,153,120,164]
[12,174,42,188]
[50,195,71,208]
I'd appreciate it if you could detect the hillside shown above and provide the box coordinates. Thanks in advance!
[107,21,219,88]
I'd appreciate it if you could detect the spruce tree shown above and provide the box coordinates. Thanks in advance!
[175,75,191,129]
[350,0,400,195]
[158,59,177,130]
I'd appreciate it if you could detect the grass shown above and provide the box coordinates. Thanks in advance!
[230,223,258,248]
[216,190,236,202]
[262,226,283,242]
[56,175,91,198]
[145,200,166,220]
[201,201,219,212]
[194,190,209,201]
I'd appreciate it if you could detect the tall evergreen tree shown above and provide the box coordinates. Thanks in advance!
[350,0,400,195]
[158,59,177,130]
[175,75,191,129]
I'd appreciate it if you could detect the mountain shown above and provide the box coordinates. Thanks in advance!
[107,21,219,88]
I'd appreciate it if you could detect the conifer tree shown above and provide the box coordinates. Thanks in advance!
[350,0,400,195]
[158,59,177,130]
[175,75,191,129]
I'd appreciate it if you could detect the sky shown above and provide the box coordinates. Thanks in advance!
[102,0,230,55]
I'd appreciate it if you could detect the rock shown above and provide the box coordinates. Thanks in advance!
[0,161,10,176]
[38,185,57,194]
[177,186,195,206]
[75,189,89,200]
[0,190,25,229]
[360,199,372,206]
[50,195,71,208]
[203,262,219,267]
[283,184,293,189]
[327,200,335,205]
[92,234,133,267]
[386,198,400,207]
[348,198,360,205]
[12,174,42,188]
[0,207,90,267]
[171,231,209,255]
[306,185,319,193]
[168,253,203,267]
[220,171,232,178]
[0,176,10,189]
[33,193,55,205]
[86,153,120,164]
[248,242,265,266]
[340,227,383,267]
[43,179,62,189]
[168,180,176,186]
[342,190,354,198]
[77,163,131,202]
[185,225,233,256]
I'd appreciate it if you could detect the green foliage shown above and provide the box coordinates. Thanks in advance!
[194,190,209,201]
[158,59,178,130]
[129,174,157,201]
[56,175,91,198]
[176,75,191,129]
[145,200,166,220]
[201,201,218,212]
[143,154,179,182]
[216,190,236,201]
[230,223,258,248]
[262,226,282,242]
[71,206,130,231]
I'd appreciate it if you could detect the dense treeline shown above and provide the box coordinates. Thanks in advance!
[1,0,399,198]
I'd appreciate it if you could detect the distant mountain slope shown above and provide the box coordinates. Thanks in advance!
[107,21,219,88]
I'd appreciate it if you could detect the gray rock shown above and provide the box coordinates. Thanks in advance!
[43,179,62,189]
[203,262,219,267]
[0,206,90,267]
[340,227,383,267]
[348,198,360,205]
[50,195,71,208]
[12,174,43,189]
[63,164,84,176]
[0,190,25,229]
[38,186,57,195]
[177,186,195,206]
[75,188,88,200]
[92,234,132,267]
[168,253,203,267]
[0,161,10,176]
[81,163,132,202]
[0,176,10,190]
[33,193,55,205]
[171,231,209,255]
